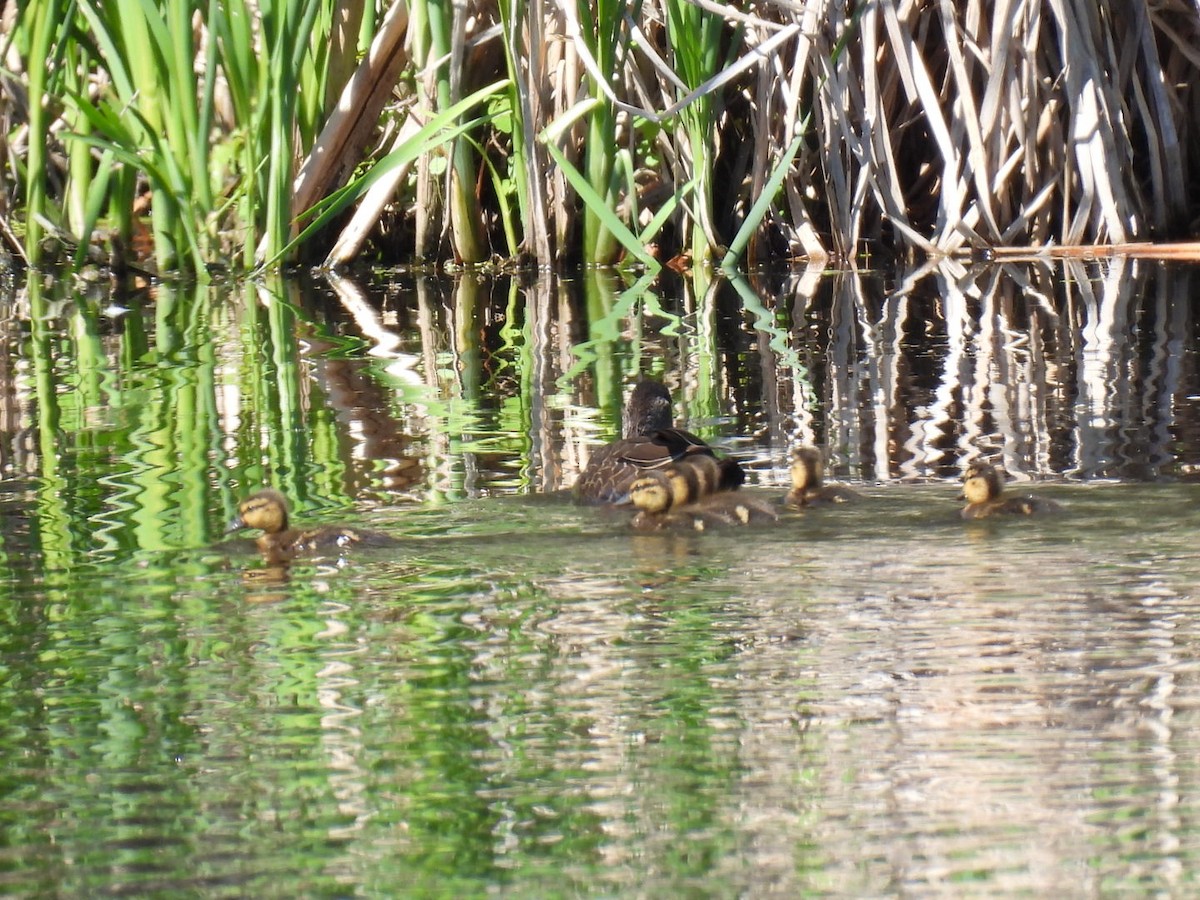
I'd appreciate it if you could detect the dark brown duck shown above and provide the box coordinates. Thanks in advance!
[575,380,743,504]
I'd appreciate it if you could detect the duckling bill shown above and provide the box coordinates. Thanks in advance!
[228,488,398,563]
[575,380,743,505]
[959,463,1061,519]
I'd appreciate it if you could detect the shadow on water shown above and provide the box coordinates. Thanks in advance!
[1,259,1199,896]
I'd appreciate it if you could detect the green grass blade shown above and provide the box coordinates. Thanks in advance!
[544,142,659,270]
[721,131,805,269]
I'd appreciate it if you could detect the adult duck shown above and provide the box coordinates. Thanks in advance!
[575,379,743,504]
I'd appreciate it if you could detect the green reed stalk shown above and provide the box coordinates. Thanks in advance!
[496,0,539,259]
[208,0,273,268]
[260,0,323,265]
[577,0,633,264]
[420,0,485,263]
[63,40,93,240]
[66,0,203,270]
[20,0,64,265]
[664,0,726,267]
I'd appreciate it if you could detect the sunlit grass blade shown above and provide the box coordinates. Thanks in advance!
[263,79,510,270]
[721,131,805,268]
[544,142,658,271]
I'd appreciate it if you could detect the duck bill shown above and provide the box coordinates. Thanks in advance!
[226,515,247,534]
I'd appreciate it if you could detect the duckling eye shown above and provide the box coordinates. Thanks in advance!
[244,498,273,515]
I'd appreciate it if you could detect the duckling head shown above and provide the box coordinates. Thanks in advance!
[623,380,673,437]
[229,488,290,535]
[790,446,825,492]
[961,463,1004,504]
[628,474,673,515]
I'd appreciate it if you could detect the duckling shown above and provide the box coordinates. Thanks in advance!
[575,379,744,504]
[785,446,860,507]
[627,470,778,532]
[662,453,726,506]
[227,489,398,564]
[959,463,1062,520]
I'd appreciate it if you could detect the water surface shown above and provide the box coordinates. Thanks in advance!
[1,260,1198,896]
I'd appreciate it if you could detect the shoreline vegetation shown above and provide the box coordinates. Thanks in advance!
[1,1,1198,277]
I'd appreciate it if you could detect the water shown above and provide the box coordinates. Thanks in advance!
[1,259,1199,896]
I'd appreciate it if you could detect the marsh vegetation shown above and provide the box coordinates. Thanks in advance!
[2,1,1198,275]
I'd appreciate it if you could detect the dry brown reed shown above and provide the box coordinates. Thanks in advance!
[293,0,1200,266]
[2,0,1198,270]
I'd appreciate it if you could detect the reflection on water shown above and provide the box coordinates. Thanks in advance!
[1,259,1197,534]
[0,260,1199,895]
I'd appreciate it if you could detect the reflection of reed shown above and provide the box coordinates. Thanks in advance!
[789,262,1196,481]
[314,600,371,843]
[0,278,25,476]
[254,263,1200,494]
[6,261,1200,561]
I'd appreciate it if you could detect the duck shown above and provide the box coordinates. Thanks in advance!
[227,488,399,564]
[627,469,778,532]
[959,462,1062,519]
[785,446,860,507]
[575,379,744,505]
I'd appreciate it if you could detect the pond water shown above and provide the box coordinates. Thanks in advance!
[1,258,1199,896]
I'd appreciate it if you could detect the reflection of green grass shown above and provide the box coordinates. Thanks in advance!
[563,270,682,387]
[16,275,389,560]
[728,271,808,379]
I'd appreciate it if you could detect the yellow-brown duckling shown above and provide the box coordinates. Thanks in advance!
[659,453,728,507]
[575,379,744,505]
[959,463,1062,520]
[228,489,399,564]
[627,469,778,532]
[785,446,860,507]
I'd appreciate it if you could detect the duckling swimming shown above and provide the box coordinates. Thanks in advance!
[627,469,778,532]
[575,380,744,505]
[959,462,1062,520]
[660,453,728,506]
[228,489,398,563]
[785,446,860,507]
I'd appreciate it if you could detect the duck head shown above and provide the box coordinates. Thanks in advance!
[960,463,1004,504]
[228,488,290,535]
[628,473,673,515]
[623,380,673,438]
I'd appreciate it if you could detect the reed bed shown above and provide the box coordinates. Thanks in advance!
[1,0,1197,274]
